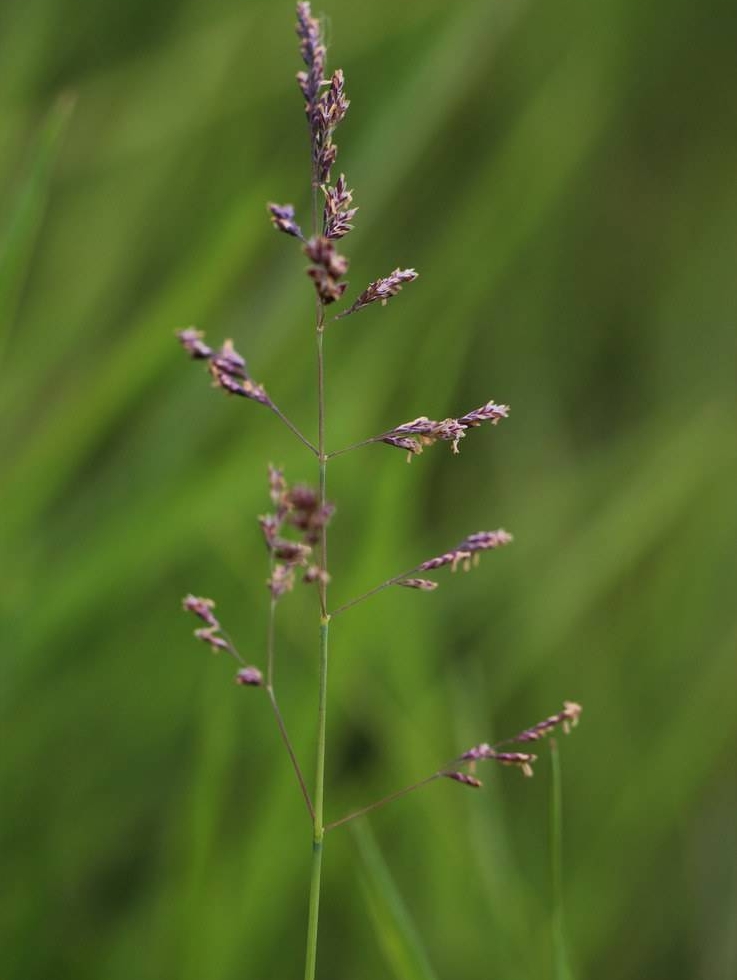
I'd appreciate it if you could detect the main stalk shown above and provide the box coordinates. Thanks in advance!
[304,167,329,974]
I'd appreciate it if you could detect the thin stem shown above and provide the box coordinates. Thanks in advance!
[329,566,421,618]
[265,581,314,819]
[267,687,314,819]
[305,617,329,980]
[266,584,276,691]
[317,330,328,618]
[325,772,442,832]
[269,403,319,456]
[304,157,329,980]
[217,629,246,666]
[326,435,383,460]
[550,738,574,980]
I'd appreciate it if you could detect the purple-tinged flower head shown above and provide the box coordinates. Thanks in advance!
[295,6,348,186]
[182,594,219,628]
[295,2,325,119]
[268,464,289,512]
[258,513,281,549]
[269,563,296,599]
[177,327,213,360]
[209,362,272,406]
[268,202,304,240]
[458,401,509,428]
[235,666,264,687]
[458,529,514,555]
[459,744,537,777]
[489,752,537,777]
[380,402,509,460]
[287,484,335,544]
[315,69,350,183]
[323,174,357,240]
[510,701,583,743]
[305,236,349,277]
[445,771,483,788]
[176,329,272,408]
[304,565,331,586]
[381,434,424,461]
[397,578,438,591]
[211,338,247,379]
[420,529,513,572]
[337,268,418,319]
[305,235,349,305]
[194,627,231,653]
[273,539,313,565]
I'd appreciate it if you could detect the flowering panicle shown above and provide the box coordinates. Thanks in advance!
[454,702,584,783]
[337,268,418,319]
[175,12,583,978]
[379,401,509,460]
[295,2,325,126]
[420,529,513,572]
[177,330,272,406]
[305,235,349,304]
[296,3,348,187]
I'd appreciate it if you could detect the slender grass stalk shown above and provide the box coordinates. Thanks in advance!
[550,738,574,980]
[176,8,584,977]
[265,572,314,818]
[305,617,329,980]
[305,131,329,977]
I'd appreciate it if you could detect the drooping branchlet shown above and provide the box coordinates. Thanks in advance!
[177,330,273,406]
[337,268,418,319]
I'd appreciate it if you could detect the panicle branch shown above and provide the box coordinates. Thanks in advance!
[328,401,508,461]
[181,594,263,685]
[325,700,583,829]
[177,329,317,455]
[330,528,513,617]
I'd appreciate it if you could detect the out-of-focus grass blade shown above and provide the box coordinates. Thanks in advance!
[352,821,441,980]
[0,93,75,360]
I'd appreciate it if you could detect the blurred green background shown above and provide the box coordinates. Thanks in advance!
[2,0,736,977]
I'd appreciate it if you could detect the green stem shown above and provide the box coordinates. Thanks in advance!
[304,616,329,980]
[550,738,573,980]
